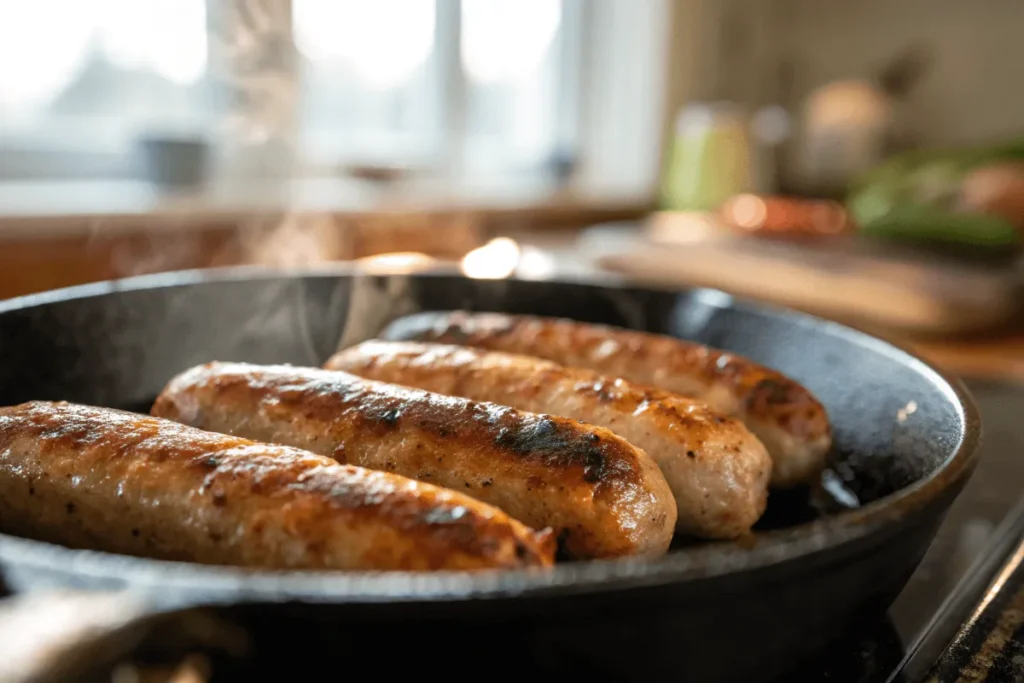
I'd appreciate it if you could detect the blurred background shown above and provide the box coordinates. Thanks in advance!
[2,0,1024,378]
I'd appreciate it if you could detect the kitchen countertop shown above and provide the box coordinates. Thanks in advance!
[2,201,1022,385]
[0,178,650,234]
[905,331,1024,385]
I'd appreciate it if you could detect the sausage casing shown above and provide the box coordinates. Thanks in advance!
[0,401,554,571]
[381,311,832,488]
[151,363,677,559]
[326,341,771,539]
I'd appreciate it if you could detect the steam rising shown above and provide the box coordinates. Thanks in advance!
[89,1,343,282]
[335,274,424,352]
[238,214,344,269]
[84,3,512,317]
[212,0,297,151]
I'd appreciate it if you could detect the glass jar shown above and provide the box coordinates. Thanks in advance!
[659,102,753,212]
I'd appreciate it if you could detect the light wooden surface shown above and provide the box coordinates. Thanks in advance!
[905,332,1024,385]
[582,216,1022,337]
[0,178,648,300]
[1,193,1020,386]
[0,177,650,233]
[539,226,1024,385]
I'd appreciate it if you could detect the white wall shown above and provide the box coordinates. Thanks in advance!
[662,0,1024,144]
[775,0,1024,146]
[576,0,673,195]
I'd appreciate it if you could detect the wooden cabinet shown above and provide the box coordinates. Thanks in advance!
[0,212,489,300]
[0,183,646,300]
[0,223,245,300]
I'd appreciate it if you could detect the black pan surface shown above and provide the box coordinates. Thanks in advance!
[0,268,981,682]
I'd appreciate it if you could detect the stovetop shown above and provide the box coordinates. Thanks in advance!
[780,378,1024,682]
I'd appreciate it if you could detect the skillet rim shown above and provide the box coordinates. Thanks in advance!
[0,266,983,603]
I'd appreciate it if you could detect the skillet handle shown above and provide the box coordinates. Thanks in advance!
[0,589,249,683]
[0,589,153,682]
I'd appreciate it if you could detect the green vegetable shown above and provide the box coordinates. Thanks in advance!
[846,137,1024,249]
[858,204,1019,248]
[850,138,1024,193]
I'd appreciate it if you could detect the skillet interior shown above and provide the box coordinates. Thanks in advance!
[0,267,979,602]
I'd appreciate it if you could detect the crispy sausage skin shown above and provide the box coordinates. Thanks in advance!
[381,311,832,488]
[0,401,554,571]
[152,363,676,560]
[327,341,771,539]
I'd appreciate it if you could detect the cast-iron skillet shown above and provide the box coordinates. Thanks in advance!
[0,268,981,682]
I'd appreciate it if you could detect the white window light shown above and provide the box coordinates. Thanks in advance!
[0,0,670,197]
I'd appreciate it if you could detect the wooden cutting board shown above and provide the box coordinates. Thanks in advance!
[579,217,1023,337]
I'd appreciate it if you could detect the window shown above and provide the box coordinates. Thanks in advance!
[0,0,211,177]
[0,0,583,180]
[460,0,577,170]
[293,0,444,166]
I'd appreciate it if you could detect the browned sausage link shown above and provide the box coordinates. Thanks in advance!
[327,341,771,539]
[152,363,677,560]
[0,401,554,571]
[380,311,832,488]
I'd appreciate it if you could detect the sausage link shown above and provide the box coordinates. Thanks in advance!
[381,311,832,488]
[327,341,770,539]
[0,401,554,571]
[152,363,676,560]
